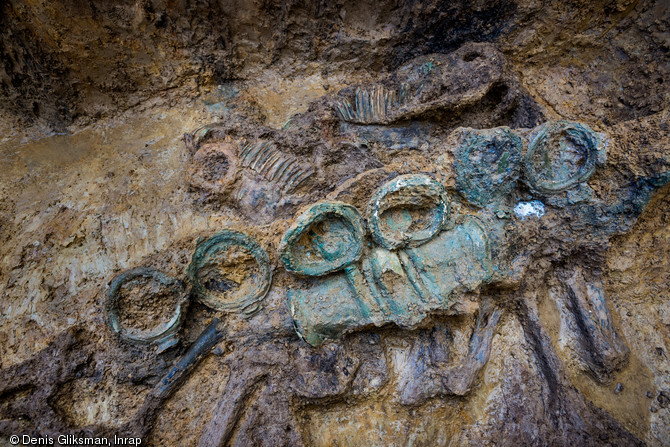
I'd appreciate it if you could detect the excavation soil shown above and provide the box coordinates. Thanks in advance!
[1,1,670,446]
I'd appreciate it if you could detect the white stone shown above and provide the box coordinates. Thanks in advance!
[514,201,546,220]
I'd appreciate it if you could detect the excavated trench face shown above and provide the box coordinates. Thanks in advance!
[1,1,670,446]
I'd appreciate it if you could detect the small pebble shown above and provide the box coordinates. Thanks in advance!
[646,391,654,398]
[614,383,624,394]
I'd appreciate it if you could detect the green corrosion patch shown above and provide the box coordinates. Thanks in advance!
[282,175,493,346]
[105,267,187,352]
[279,202,365,276]
[454,127,523,207]
[187,230,272,316]
[279,201,375,346]
[524,121,606,194]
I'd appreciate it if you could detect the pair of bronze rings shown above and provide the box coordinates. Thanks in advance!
[105,230,272,349]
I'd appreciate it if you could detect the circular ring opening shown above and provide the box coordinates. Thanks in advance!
[368,174,450,250]
[190,142,239,192]
[105,267,186,346]
[524,121,599,193]
[187,230,272,315]
[279,202,365,276]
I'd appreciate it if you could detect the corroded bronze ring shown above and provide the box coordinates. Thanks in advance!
[105,267,187,351]
[279,202,365,276]
[524,121,602,193]
[187,230,272,315]
[367,174,450,250]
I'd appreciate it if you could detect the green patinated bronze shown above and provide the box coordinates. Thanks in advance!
[278,202,365,276]
[279,201,383,341]
[282,175,492,346]
[367,174,450,250]
[524,121,606,194]
[187,230,272,316]
[286,217,493,346]
[454,127,523,206]
[105,267,187,352]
